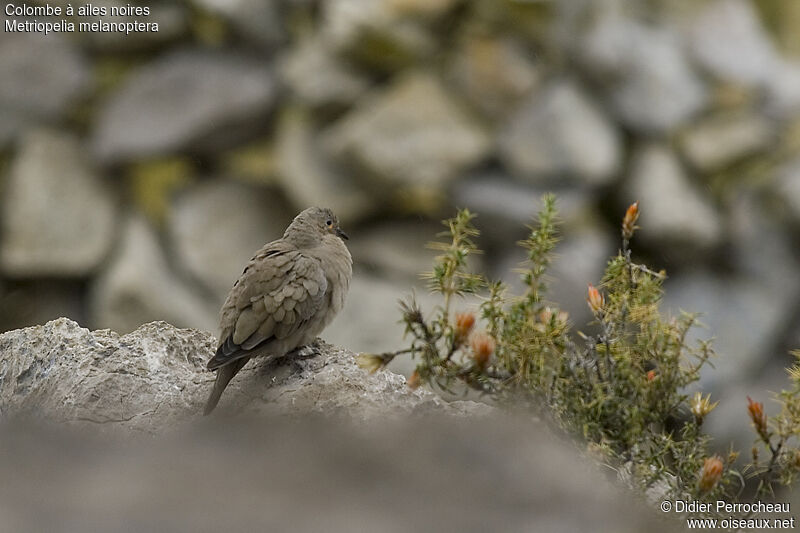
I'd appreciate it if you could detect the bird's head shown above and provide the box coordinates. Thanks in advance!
[285,207,349,247]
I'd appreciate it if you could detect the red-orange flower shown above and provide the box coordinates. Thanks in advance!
[407,370,421,390]
[622,201,640,240]
[747,396,769,442]
[587,283,605,314]
[454,311,476,343]
[470,332,495,369]
[698,456,724,492]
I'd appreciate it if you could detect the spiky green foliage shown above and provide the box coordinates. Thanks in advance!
[359,196,800,511]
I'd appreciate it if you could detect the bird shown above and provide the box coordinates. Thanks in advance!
[203,207,352,415]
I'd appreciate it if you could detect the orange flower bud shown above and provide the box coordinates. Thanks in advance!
[747,396,769,441]
[454,311,476,342]
[646,370,656,382]
[407,370,421,390]
[622,201,639,240]
[586,283,605,314]
[470,332,495,369]
[698,456,724,492]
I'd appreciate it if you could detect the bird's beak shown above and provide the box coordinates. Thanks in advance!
[336,228,349,240]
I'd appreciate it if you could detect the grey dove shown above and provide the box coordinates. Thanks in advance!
[204,207,352,414]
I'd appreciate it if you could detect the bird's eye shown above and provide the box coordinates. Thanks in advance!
[326,219,333,227]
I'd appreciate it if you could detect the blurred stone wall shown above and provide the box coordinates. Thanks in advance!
[2,0,800,448]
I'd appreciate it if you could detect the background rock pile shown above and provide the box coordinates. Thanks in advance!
[2,0,800,450]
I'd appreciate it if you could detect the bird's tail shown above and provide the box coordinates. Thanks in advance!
[203,356,251,415]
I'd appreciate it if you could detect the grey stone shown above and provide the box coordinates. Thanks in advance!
[79,2,188,50]
[325,273,443,377]
[766,60,800,116]
[320,0,449,63]
[0,130,116,277]
[703,362,790,463]
[663,271,796,391]
[92,50,275,163]
[0,413,668,533]
[0,33,91,147]
[497,81,621,185]
[278,35,370,107]
[626,144,722,248]
[680,112,775,172]
[495,223,615,329]
[690,0,780,87]
[90,215,217,335]
[274,107,375,224]
[775,156,800,223]
[346,220,441,282]
[0,318,488,431]
[168,180,293,305]
[449,34,541,119]
[580,15,707,133]
[322,71,490,188]
[453,174,595,233]
[190,0,284,47]
[0,281,84,333]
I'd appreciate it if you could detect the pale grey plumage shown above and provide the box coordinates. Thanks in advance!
[204,207,352,414]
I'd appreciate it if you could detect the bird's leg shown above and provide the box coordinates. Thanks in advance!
[287,342,320,360]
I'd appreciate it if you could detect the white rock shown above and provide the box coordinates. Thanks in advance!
[449,35,541,119]
[90,215,217,334]
[322,71,490,188]
[690,0,780,87]
[627,144,722,248]
[275,107,374,224]
[581,15,707,133]
[497,80,621,184]
[0,130,115,277]
[775,156,800,222]
[92,51,275,162]
[0,33,91,147]
[680,112,775,172]
[169,180,293,304]
[0,318,487,431]
[278,35,370,107]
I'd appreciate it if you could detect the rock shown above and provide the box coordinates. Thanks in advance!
[580,15,707,133]
[0,33,91,147]
[0,281,85,333]
[497,80,621,185]
[346,220,441,282]
[324,273,442,377]
[766,60,800,116]
[0,130,116,277]
[495,223,615,329]
[92,50,276,163]
[168,180,293,304]
[89,215,217,334]
[452,174,595,235]
[79,2,188,51]
[322,71,490,189]
[278,35,370,107]
[663,271,795,391]
[274,107,375,224]
[320,0,449,68]
[449,34,541,119]
[690,0,780,87]
[190,0,284,48]
[680,111,775,172]
[0,318,488,431]
[0,416,669,533]
[626,144,722,249]
[774,156,800,224]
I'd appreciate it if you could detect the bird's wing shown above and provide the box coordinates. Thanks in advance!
[207,243,328,371]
